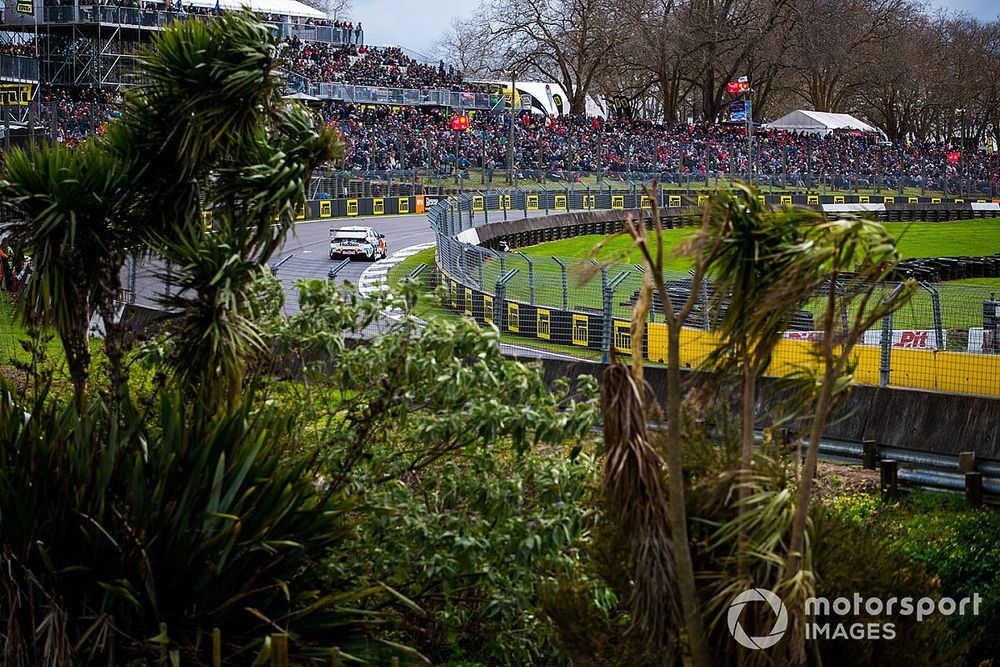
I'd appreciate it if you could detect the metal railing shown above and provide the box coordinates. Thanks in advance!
[428,189,1000,398]
[39,6,353,44]
[0,55,39,82]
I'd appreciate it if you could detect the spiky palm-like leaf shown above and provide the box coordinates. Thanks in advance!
[0,141,139,403]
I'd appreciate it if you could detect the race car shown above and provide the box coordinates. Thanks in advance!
[329,226,387,261]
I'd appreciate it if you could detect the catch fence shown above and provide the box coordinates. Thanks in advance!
[429,190,1000,398]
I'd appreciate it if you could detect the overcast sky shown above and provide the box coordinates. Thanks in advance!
[352,0,999,56]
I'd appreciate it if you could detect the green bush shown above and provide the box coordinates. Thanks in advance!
[0,385,365,665]
[825,492,1000,665]
[335,446,600,665]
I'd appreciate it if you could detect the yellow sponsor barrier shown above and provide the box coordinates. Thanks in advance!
[507,302,519,332]
[398,197,410,214]
[583,195,596,209]
[807,195,819,205]
[611,195,625,210]
[859,195,869,204]
[954,198,963,204]
[643,325,1000,398]
[500,194,511,209]
[347,199,359,216]
[613,320,632,354]
[472,195,485,212]
[483,295,494,324]
[373,198,384,215]
[537,308,551,339]
[780,195,792,205]
[931,197,941,204]
[554,195,567,210]
[908,196,919,203]
[319,200,332,218]
[698,195,709,206]
[883,196,894,204]
[668,195,681,208]
[572,314,589,346]
[526,194,539,210]
[449,281,457,308]
[833,195,845,204]
[641,195,653,209]
[464,288,473,316]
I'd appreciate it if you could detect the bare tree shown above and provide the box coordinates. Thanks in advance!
[434,14,503,77]
[297,0,352,19]
[483,0,617,114]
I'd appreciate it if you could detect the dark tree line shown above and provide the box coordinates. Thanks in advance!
[438,0,1000,145]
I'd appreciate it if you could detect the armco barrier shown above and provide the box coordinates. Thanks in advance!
[428,189,1000,398]
[532,358,1000,460]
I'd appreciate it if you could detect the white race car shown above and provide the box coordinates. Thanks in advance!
[329,226,387,261]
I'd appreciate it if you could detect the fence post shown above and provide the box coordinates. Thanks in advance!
[879,283,906,385]
[129,254,137,304]
[514,252,535,305]
[552,256,568,311]
[601,283,613,364]
[879,459,899,499]
[862,439,877,470]
[930,287,944,350]
[879,309,893,386]
[965,472,984,508]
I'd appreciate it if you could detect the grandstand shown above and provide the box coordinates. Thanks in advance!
[0,6,998,199]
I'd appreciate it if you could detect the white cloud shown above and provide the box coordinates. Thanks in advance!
[353,0,481,55]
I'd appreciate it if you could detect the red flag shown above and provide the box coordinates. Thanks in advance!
[726,81,741,94]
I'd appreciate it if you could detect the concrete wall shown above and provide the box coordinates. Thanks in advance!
[528,356,1000,460]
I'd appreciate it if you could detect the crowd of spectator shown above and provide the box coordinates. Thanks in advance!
[37,87,123,147]
[321,102,1000,193]
[0,39,35,57]
[278,38,464,90]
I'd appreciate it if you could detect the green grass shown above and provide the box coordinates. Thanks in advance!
[387,219,1000,354]
[888,220,1000,259]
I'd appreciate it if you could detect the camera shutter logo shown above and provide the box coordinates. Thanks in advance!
[728,588,788,650]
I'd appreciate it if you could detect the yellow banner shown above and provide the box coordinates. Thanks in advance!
[0,83,33,106]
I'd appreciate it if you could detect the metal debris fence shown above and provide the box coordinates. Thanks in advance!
[429,190,1000,398]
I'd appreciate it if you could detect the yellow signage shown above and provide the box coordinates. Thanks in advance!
[614,320,632,354]
[572,315,589,347]
[0,83,32,106]
[483,295,494,324]
[537,309,551,340]
[507,302,519,332]
[319,200,332,218]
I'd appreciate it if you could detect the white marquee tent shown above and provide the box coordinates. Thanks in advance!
[763,110,883,136]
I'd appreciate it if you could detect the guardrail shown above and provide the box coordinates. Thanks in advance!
[37,7,351,45]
